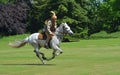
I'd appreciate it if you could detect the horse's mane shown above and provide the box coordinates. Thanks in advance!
[57,23,66,29]
[56,23,64,32]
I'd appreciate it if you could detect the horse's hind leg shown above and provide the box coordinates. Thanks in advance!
[39,52,47,60]
[32,43,46,64]
[34,50,46,64]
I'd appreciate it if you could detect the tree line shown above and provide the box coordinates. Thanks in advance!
[0,0,120,38]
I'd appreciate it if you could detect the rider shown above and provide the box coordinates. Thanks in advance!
[44,11,57,49]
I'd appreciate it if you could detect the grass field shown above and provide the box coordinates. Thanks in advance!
[0,35,120,75]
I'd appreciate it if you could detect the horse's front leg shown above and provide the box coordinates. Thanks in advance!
[54,46,63,56]
[45,47,63,61]
[45,50,56,61]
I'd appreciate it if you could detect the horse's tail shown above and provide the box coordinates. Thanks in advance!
[8,37,29,48]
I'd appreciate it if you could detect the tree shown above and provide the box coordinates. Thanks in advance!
[27,0,90,38]
[96,0,120,32]
[0,2,29,35]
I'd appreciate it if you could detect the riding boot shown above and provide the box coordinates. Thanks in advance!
[44,43,49,49]
[44,37,50,49]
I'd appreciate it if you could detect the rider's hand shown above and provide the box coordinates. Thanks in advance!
[50,33,55,36]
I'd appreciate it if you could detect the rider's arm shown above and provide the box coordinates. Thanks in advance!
[47,20,53,34]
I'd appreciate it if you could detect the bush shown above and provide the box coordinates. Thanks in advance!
[90,31,120,39]
[62,28,89,42]
[0,2,29,36]
[62,33,83,42]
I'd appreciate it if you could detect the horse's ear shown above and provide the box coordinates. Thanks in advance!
[61,22,67,26]
[64,22,67,25]
[62,22,66,24]
[63,22,66,23]
[61,22,64,25]
[64,22,67,24]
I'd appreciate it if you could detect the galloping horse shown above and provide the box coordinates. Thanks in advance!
[9,22,73,64]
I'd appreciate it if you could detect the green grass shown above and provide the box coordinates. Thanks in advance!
[0,35,120,75]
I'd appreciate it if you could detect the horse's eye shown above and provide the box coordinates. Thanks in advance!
[64,27,68,30]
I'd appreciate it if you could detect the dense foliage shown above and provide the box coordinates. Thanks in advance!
[0,0,120,39]
[0,2,29,35]
[88,0,120,34]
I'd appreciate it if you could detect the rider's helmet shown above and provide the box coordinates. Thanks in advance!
[44,11,57,25]
[50,11,57,21]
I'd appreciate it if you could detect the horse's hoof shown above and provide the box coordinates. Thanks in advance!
[60,52,63,54]
[34,50,36,52]
[42,62,46,65]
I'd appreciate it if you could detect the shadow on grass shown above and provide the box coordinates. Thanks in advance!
[0,63,56,66]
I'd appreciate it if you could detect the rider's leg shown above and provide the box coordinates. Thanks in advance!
[45,33,50,49]
[45,32,54,49]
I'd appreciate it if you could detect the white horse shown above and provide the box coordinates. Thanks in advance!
[9,22,73,64]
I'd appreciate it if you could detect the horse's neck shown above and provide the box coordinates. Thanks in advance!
[56,34,63,42]
[55,25,64,42]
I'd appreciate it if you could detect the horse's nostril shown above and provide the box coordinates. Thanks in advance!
[69,32,73,36]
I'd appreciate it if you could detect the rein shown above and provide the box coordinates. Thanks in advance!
[55,25,67,41]
[56,25,66,36]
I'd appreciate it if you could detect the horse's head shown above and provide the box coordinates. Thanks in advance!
[62,22,73,35]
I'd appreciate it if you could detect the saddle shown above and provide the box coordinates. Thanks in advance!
[38,32,54,40]
[38,32,54,48]
[38,32,47,40]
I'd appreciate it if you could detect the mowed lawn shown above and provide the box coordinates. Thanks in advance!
[0,36,120,75]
